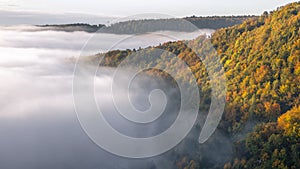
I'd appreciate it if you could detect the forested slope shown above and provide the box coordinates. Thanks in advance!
[88,2,300,168]
[212,2,299,133]
[38,16,254,33]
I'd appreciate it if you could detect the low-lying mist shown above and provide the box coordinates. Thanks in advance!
[0,26,231,169]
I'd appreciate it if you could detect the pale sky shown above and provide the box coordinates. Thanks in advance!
[0,0,298,25]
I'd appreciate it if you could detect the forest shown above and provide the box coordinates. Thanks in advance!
[85,2,300,168]
[38,15,254,33]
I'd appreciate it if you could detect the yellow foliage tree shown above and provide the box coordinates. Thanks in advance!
[278,105,300,137]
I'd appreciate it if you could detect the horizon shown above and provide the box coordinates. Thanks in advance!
[0,0,297,25]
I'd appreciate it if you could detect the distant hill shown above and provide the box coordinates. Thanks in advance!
[37,15,256,34]
[37,23,105,33]
[185,15,256,29]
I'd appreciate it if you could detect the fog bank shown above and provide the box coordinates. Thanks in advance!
[0,27,231,169]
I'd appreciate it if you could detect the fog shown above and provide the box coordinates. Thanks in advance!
[0,10,115,26]
[0,27,231,169]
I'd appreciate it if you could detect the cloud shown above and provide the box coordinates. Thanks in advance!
[0,27,169,168]
[0,26,229,168]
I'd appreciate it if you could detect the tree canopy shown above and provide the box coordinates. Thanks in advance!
[87,2,300,168]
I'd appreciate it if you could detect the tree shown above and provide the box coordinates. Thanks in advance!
[278,106,300,137]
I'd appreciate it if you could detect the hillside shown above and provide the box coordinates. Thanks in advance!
[213,2,300,168]
[185,15,255,29]
[212,2,300,131]
[37,23,105,33]
[38,16,254,33]
[88,2,300,168]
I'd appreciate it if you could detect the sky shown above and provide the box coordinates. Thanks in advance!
[0,0,298,25]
